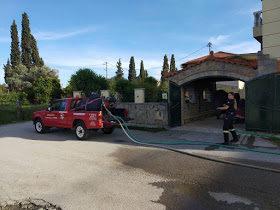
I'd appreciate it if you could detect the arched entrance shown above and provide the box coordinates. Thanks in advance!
[167,52,258,126]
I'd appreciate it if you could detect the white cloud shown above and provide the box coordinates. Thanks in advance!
[236,7,262,16]
[209,35,230,45]
[217,41,260,54]
[39,46,164,87]
[33,26,96,41]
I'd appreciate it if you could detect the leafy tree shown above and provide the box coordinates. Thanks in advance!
[69,68,109,96]
[144,76,158,86]
[63,84,74,98]
[128,56,136,81]
[25,65,57,84]
[139,60,145,80]
[161,54,169,84]
[0,84,8,94]
[31,34,44,67]
[115,78,135,102]
[115,58,123,80]
[10,20,21,68]
[170,54,176,72]
[33,76,53,103]
[133,76,159,102]
[50,77,64,100]
[21,12,32,69]
[4,63,31,91]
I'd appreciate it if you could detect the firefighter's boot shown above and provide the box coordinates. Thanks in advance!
[223,132,230,145]
[230,130,238,143]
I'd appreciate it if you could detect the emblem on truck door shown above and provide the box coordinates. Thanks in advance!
[89,114,97,121]
[61,114,64,120]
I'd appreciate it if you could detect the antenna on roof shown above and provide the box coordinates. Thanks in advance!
[207,42,212,55]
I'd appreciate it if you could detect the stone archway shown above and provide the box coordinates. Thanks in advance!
[166,53,258,125]
[168,60,257,86]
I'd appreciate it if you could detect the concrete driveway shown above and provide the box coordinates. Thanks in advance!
[0,121,280,209]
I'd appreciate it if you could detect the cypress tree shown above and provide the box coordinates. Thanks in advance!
[31,34,44,67]
[39,58,44,67]
[144,70,148,78]
[21,12,32,69]
[115,58,123,80]
[4,59,12,85]
[139,60,145,79]
[170,54,176,72]
[161,54,169,83]
[10,20,21,68]
[128,56,136,81]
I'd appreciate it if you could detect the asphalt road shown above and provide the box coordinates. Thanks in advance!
[0,122,280,209]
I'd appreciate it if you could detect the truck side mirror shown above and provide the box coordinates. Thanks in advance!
[47,107,51,112]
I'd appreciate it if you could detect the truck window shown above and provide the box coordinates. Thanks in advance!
[49,100,67,111]
[70,100,76,110]
[59,100,67,111]
[50,101,61,111]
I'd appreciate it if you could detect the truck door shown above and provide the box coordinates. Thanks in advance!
[58,99,75,128]
[44,100,61,127]
[56,99,69,128]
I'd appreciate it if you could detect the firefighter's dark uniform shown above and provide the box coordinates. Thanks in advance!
[223,99,238,143]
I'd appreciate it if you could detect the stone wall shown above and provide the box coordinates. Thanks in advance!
[257,53,280,76]
[115,102,169,127]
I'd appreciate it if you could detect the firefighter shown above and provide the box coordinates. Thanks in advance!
[217,92,238,145]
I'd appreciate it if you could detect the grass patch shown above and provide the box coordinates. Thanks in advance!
[265,137,280,146]
[0,103,48,125]
[118,125,166,133]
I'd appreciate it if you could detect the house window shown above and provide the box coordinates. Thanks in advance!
[203,88,212,102]
[185,88,196,103]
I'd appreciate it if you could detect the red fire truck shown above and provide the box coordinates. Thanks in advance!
[32,95,130,140]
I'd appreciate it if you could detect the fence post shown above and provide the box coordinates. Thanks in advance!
[134,88,145,103]
[101,90,110,98]
[16,99,21,119]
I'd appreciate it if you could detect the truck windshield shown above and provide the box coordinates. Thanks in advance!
[49,100,67,111]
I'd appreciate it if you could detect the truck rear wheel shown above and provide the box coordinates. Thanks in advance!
[75,122,89,140]
[102,127,114,134]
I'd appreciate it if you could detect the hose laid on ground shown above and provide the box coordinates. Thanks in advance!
[236,130,280,140]
[102,104,280,173]
[119,120,280,156]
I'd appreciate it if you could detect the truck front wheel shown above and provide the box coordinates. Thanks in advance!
[35,119,46,134]
[102,127,115,134]
[75,122,89,140]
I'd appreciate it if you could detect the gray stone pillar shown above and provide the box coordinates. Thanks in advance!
[134,88,145,103]
[101,90,110,98]
[73,91,82,98]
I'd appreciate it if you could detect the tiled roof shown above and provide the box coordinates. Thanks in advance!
[182,51,236,67]
[165,51,258,78]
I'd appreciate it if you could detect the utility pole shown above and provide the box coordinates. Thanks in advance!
[207,42,212,54]
[104,62,108,79]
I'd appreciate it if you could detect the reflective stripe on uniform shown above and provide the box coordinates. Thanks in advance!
[223,130,230,133]
[229,129,235,131]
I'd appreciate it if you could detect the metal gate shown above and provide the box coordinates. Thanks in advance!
[169,81,181,127]
[246,72,280,132]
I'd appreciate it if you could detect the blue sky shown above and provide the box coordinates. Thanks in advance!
[0,0,261,87]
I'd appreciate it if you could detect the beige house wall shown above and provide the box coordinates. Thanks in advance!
[262,0,280,59]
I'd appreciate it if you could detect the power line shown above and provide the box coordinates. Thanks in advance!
[64,64,104,67]
[176,44,209,62]
[139,43,209,72]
